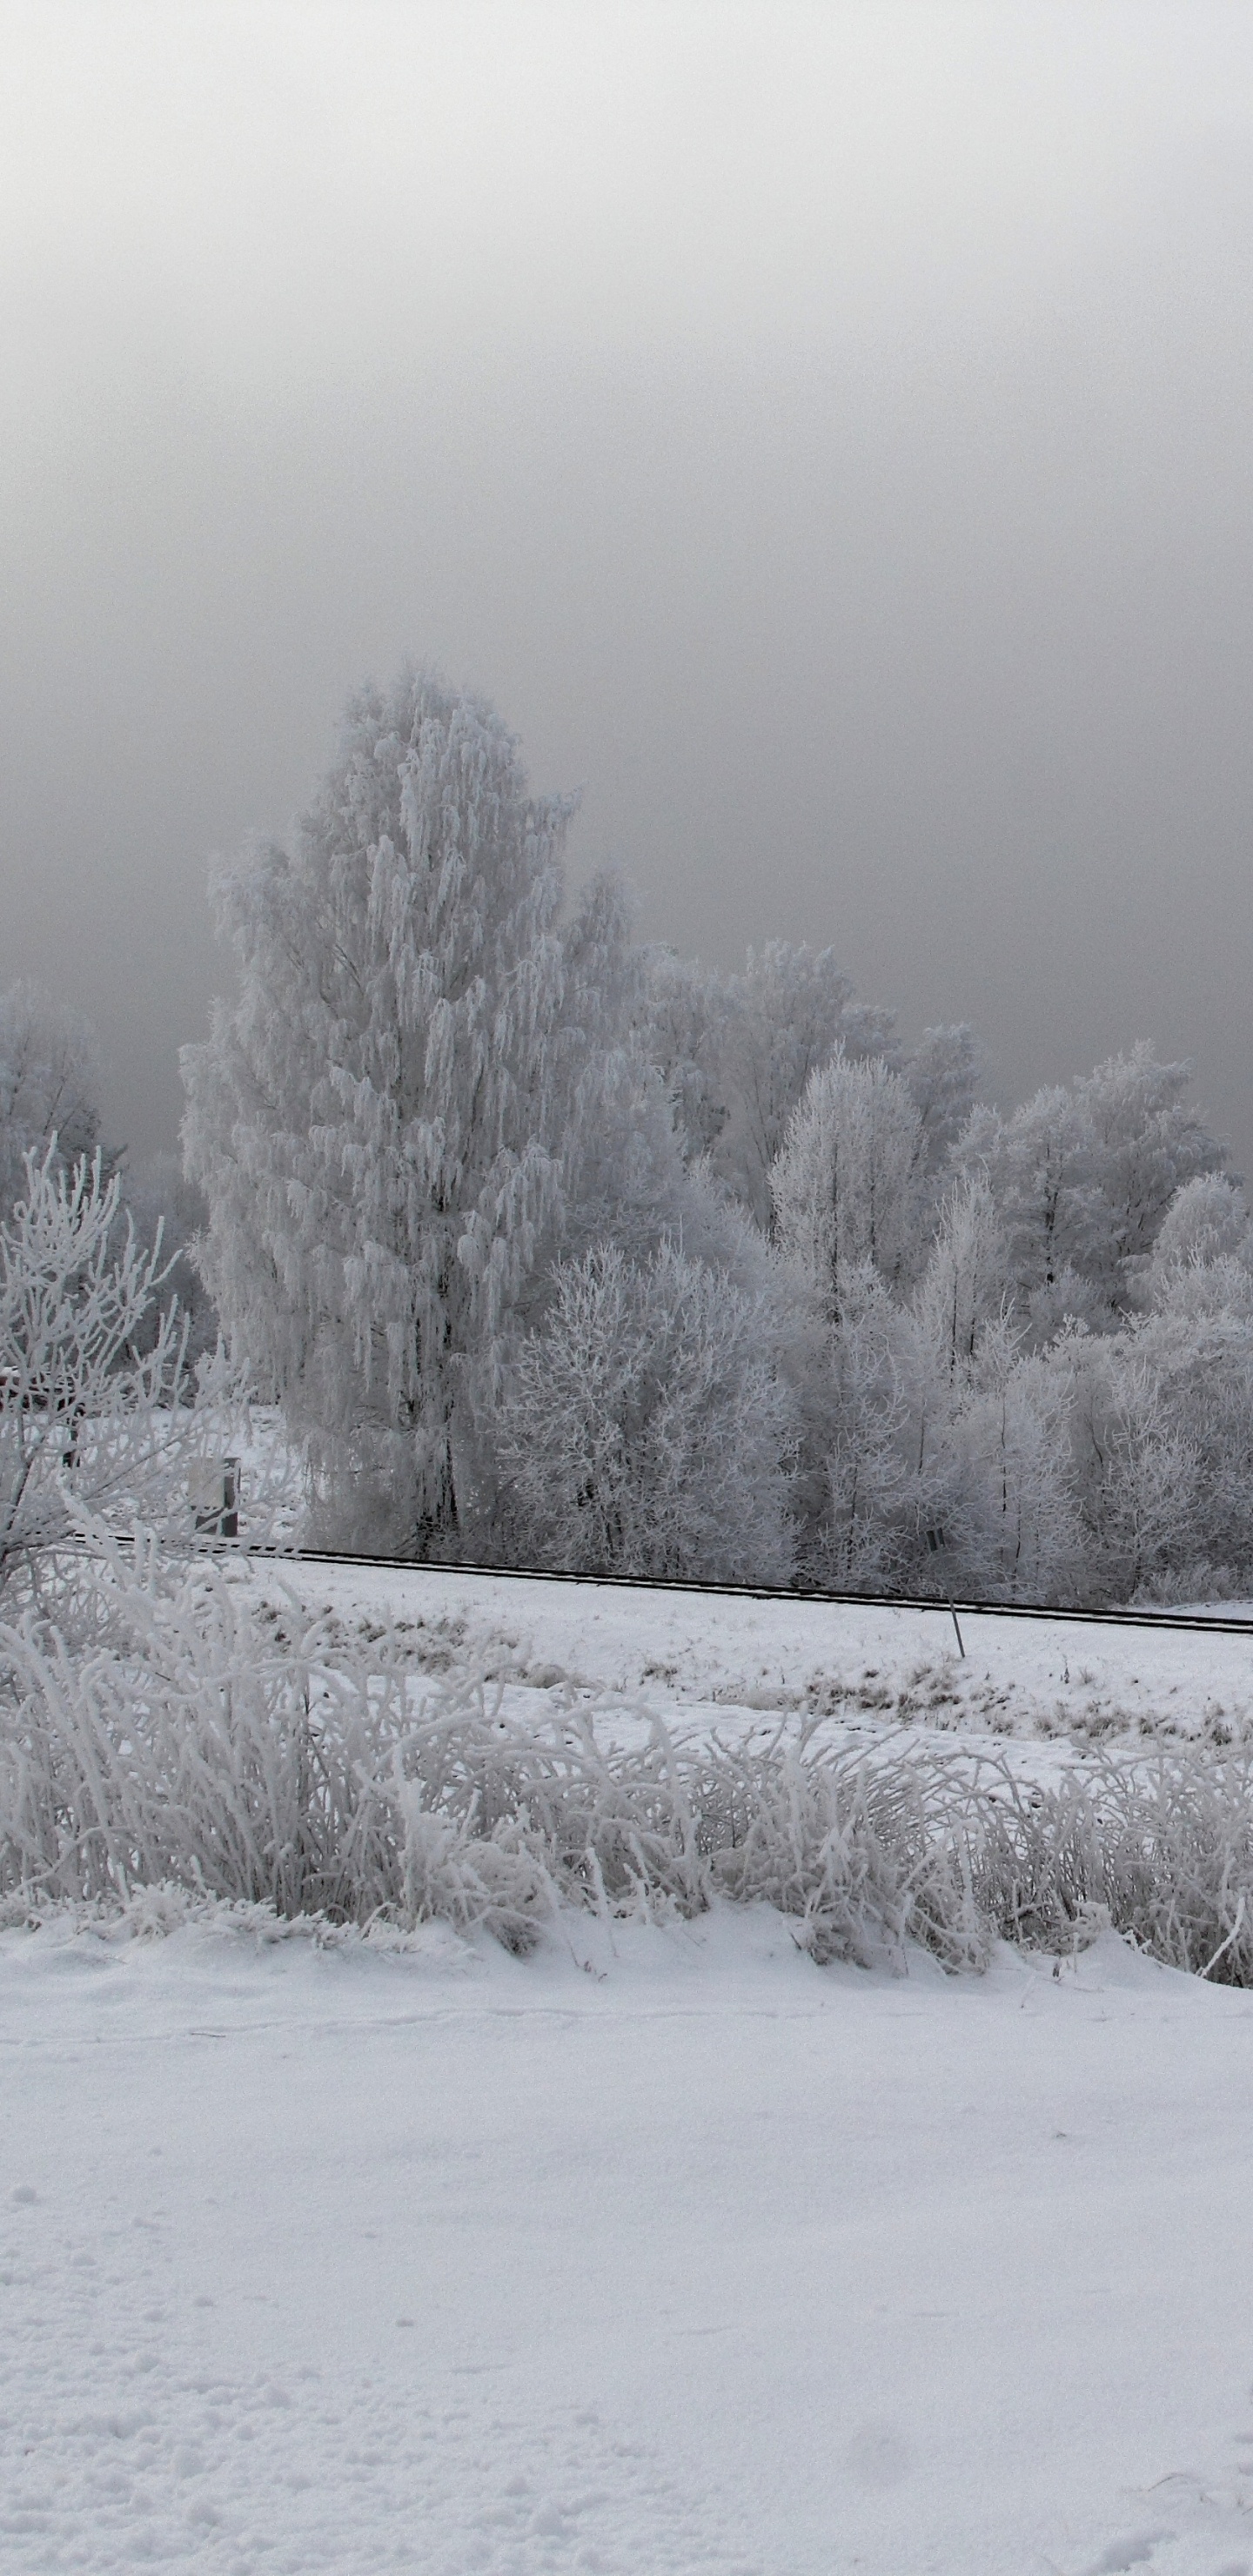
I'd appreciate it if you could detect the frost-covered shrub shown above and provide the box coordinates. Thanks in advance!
[699,1731,987,1970]
[0,1538,712,1939]
[0,1541,968,1965]
[493,1242,798,1583]
[10,1544,1253,1982]
[0,1534,545,1937]
[0,1146,262,1598]
[963,1750,1253,1982]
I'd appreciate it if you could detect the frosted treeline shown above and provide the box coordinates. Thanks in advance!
[173,664,1251,1605]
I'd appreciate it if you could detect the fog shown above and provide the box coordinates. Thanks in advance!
[3,1,1253,1168]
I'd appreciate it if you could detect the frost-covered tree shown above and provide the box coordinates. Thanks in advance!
[956,1083,1096,1329]
[633,948,732,1165]
[120,1157,220,1372]
[959,1045,1225,1332]
[553,1033,779,1299]
[714,943,895,1226]
[0,983,104,1211]
[807,1184,1079,1602]
[901,1025,982,1179]
[953,1355,1083,1602]
[184,668,630,1553]
[1076,1044,1228,1305]
[1061,1256,1253,1595]
[493,1242,797,1583]
[556,1047,701,1282]
[817,1266,925,1591]
[1065,1330,1203,1599]
[0,1144,239,1594]
[913,1172,1009,1390]
[1142,1311,1253,1585]
[772,1050,924,1318]
[635,940,897,1225]
[1149,1173,1250,1284]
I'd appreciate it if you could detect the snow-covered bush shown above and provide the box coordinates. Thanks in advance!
[965,1749,1253,1983]
[700,1729,987,1969]
[10,1542,1253,1984]
[0,1540,979,1967]
[0,1146,217,1595]
[0,1538,771,1937]
[492,1242,798,1583]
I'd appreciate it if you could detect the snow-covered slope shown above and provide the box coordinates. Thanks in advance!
[257,1557,1253,1757]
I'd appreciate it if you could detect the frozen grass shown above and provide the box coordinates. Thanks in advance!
[965,1753,1253,1979]
[4,1534,1253,1982]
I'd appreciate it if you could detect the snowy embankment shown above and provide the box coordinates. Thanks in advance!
[8,1560,1253,2574]
[5,1902,1253,2576]
[265,1555,1253,1757]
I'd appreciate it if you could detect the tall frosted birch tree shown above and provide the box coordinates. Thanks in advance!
[184,668,616,1551]
[771,1050,924,1318]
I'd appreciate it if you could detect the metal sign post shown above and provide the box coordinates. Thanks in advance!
[189,1456,240,1541]
[925,1527,965,1657]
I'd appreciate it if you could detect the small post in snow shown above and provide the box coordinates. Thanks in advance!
[190,1456,240,1543]
[925,1527,965,1657]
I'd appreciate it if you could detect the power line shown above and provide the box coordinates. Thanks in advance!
[230,1544,1253,1641]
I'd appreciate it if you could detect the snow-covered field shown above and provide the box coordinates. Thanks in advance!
[265,1556,1253,1760]
[8,1563,1253,2576]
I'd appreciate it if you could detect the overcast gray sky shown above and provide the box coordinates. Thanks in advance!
[4,0,1253,1168]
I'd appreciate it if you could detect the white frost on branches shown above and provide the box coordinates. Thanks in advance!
[0,1145,237,1593]
[772,1050,924,1318]
[159,654,1251,1606]
[0,982,103,1211]
[184,669,633,1553]
[494,1242,797,1583]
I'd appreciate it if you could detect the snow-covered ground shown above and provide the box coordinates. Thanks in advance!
[8,1562,1253,2576]
[257,1556,1253,1761]
[5,1904,1253,2576]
